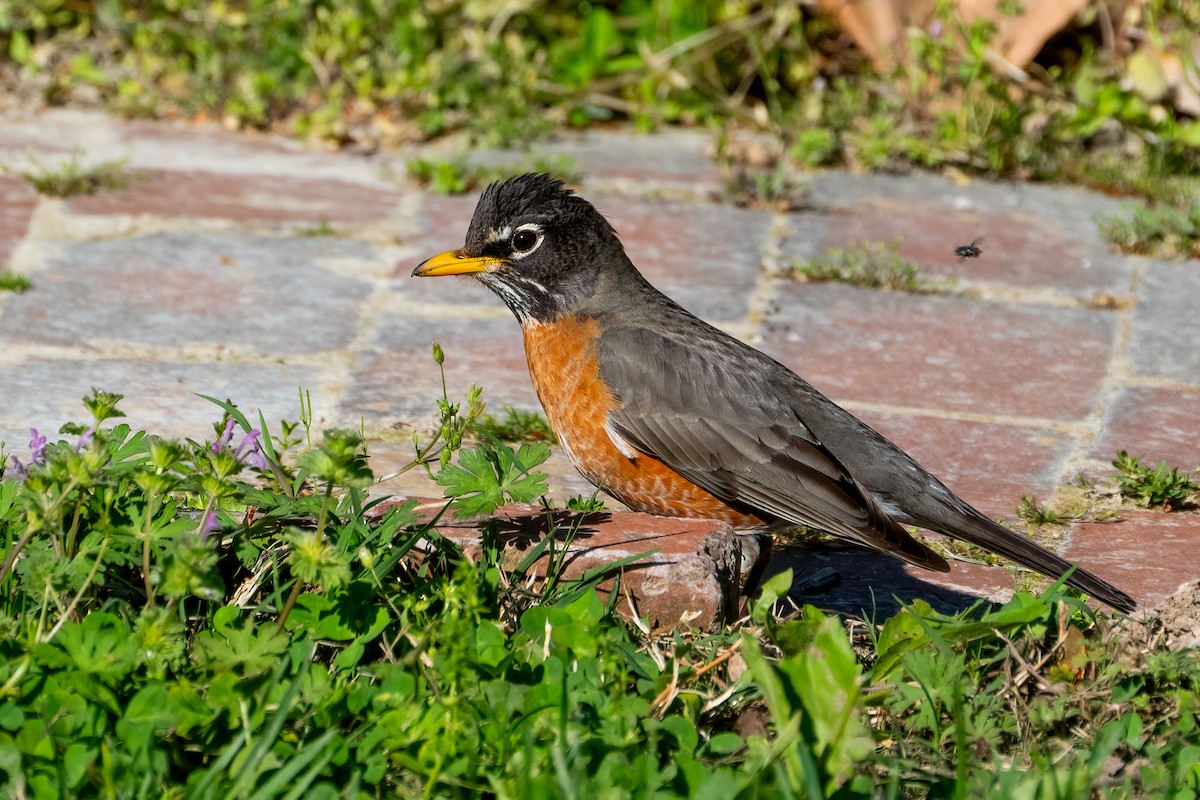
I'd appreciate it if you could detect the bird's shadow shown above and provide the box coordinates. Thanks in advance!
[416,501,1007,618]
[763,541,1007,619]
[443,509,610,551]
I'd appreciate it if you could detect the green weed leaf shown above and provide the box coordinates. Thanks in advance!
[41,612,138,684]
[436,441,550,517]
[192,613,290,676]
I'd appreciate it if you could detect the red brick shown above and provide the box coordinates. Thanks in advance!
[1090,386,1200,471]
[785,198,1130,294]
[374,500,764,630]
[761,283,1114,421]
[596,195,769,320]
[66,169,404,225]
[115,117,306,160]
[851,409,1069,518]
[0,175,39,265]
[341,313,536,427]
[1065,510,1200,609]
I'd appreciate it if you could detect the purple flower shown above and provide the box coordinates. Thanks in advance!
[213,418,236,453]
[929,20,944,37]
[28,429,47,463]
[235,429,267,470]
[75,428,95,452]
[7,428,47,477]
[198,508,220,541]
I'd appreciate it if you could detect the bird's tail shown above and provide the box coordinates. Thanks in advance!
[946,511,1136,613]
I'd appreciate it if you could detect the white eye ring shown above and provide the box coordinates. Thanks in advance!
[510,224,544,258]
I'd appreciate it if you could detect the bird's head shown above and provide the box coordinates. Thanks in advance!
[412,173,627,323]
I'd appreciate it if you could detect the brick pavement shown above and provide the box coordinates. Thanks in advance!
[1,108,1197,622]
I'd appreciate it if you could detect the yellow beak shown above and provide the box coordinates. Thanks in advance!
[412,249,501,277]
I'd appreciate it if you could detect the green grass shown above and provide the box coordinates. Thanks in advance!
[472,406,555,444]
[0,270,30,292]
[405,155,581,195]
[564,493,607,512]
[3,0,1197,203]
[11,151,140,197]
[1098,202,1200,259]
[721,161,810,210]
[1017,494,1067,526]
[2,369,1198,796]
[3,7,1199,791]
[295,219,339,238]
[1017,487,1122,530]
[1066,154,1200,208]
[793,240,955,293]
[1112,450,1199,510]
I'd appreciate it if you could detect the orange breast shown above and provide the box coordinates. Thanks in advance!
[522,316,764,527]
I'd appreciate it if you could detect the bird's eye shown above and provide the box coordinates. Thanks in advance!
[510,226,543,256]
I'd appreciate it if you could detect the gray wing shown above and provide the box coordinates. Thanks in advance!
[597,323,948,571]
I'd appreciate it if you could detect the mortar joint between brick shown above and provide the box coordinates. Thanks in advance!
[1052,259,1141,510]
[835,399,1091,435]
[744,212,788,336]
[0,341,347,367]
[315,280,400,422]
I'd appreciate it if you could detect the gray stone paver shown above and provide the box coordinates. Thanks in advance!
[0,233,376,351]
[0,357,331,448]
[800,171,1139,301]
[1127,258,1200,383]
[1,107,1197,611]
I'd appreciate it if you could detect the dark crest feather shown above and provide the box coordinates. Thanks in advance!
[467,173,613,247]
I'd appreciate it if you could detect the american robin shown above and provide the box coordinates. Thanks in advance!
[413,173,1135,613]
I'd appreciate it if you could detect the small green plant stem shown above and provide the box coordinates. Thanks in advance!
[142,488,159,608]
[276,481,334,630]
[63,496,85,559]
[299,387,314,450]
[380,410,461,484]
[274,573,304,633]
[276,566,306,632]
[197,494,217,535]
[0,527,37,586]
[41,534,110,643]
[0,479,83,588]
[538,509,591,602]
[394,437,449,479]
[34,476,83,561]
[0,656,30,699]
[33,581,55,644]
[314,482,333,551]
